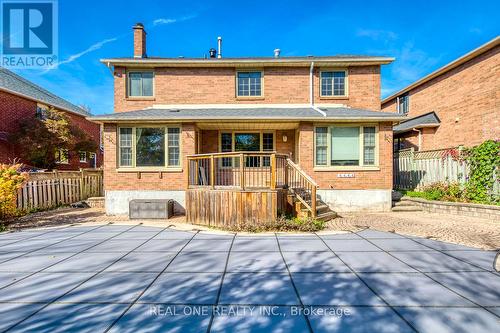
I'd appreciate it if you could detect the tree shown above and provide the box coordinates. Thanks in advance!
[10,108,98,169]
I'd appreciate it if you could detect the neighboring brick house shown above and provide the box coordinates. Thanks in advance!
[0,67,103,169]
[382,36,500,151]
[90,23,405,217]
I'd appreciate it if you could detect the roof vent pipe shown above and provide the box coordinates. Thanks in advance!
[217,37,222,58]
[274,48,280,58]
[209,48,217,58]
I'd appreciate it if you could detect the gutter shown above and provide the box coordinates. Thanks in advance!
[309,62,326,117]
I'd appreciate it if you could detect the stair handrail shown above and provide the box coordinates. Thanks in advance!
[285,158,318,218]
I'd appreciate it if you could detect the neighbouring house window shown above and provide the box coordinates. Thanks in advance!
[118,126,181,168]
[320,71,347,97]
[35,106,48,120]
[79,151,87,163]
[315,127,328,166]
[55,149,69,164]
[398,93,409,115]
[89,152,97,168]
[237,72,262,97]
[136,128,165,167]
[128,72,153,97]
[314,126,378,167]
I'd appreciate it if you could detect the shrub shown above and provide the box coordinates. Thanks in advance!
[218,216,326,233]
[463,140,500,204]
[0,164,28,220]
[404,182,466,202]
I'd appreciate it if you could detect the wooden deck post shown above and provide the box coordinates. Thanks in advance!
[270,153,276,190]
[210,155,215,189]
[239,153,245,190]
[186,158,190,188]
[311,186,317,218]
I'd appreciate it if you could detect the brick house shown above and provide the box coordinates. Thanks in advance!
[90,23,405,220]
[0,67,103,170]
[382,36,499,151]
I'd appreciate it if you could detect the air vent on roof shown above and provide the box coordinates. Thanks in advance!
[169,109,180,112]
[209,48,217,58]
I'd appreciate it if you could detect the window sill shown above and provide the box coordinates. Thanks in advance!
[313,166,380,172]
[126,97,156,101]
[117,167,183,173]
[236,96,265,100]
[319,96,349,100]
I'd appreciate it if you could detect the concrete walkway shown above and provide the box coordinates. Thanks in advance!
[0,225,498,332]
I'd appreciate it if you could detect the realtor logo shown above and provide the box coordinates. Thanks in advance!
[1,0,58,68]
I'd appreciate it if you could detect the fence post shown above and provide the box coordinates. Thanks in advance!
[79,168,85,201]
[210,155,215,189]
[409,147,415,189]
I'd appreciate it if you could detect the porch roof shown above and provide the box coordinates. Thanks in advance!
[393,111,441,134]
[89,106,406,123]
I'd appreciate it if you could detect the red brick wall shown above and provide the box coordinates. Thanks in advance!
[0,90,102,169]
[298,122,393,190]
[103,123,196,191]
[382,45,500,150]
[114,65,382,112]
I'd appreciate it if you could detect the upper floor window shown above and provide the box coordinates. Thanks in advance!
[35,105,48,120]
[320,70,347,97]
[128,71,153,97]
[398,93,409,115]
[237,71,262,97]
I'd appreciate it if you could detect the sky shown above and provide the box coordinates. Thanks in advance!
[9,0,500,115]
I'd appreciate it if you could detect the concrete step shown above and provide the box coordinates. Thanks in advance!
[392,200,418,207]
[317,211,338,221]
[391,205,422,212]
[316,204,330,213]
[86,197,105,208]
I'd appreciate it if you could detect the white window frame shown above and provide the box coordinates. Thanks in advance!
[218,131,275,168]
[313,124,379,170]
[55,148,69,164]
[320,69,349,98]
[78,151,87,163]
[236,70,264,98]
[127,71,155,97]
[117,125,182,171]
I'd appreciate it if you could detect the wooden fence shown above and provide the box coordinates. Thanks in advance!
[16,169,103,211]
[394,147,499,196]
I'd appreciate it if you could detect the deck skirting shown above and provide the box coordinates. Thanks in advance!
[186,188,288,227]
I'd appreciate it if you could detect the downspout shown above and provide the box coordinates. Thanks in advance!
[105,62,114,76]
[412,128,422,151]
[310,61,326,117]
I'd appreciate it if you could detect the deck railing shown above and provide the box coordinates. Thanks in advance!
[187,152,288,190]
[187,152,319,217]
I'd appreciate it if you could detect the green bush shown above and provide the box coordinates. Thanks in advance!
[403,182,467,202]
[218,216,326,233]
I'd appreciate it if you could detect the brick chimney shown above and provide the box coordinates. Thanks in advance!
[133,23,146,58]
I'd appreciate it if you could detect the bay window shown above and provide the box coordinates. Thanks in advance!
[118,126,181,169]
[314,126,378,168]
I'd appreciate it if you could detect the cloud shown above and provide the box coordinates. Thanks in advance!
[42,37,118,73]
[152,14,197,26]
[469,27,482,34]
[357,29,398,41]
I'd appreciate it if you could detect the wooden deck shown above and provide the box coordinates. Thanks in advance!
[186,152,318,227]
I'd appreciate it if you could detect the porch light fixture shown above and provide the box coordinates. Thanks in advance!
[282,135,288,142]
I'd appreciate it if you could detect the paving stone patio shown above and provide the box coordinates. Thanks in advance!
[0,224,498,333]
